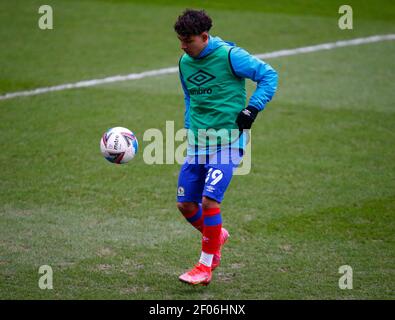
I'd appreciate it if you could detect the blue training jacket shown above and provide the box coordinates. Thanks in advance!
[179,35,278,129]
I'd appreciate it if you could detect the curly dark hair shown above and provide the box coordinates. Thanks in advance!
[174,9,212,36]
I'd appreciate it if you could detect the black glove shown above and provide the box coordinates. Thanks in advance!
[236,106,259,130]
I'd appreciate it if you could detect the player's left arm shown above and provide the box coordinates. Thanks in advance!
[230,47,278,129]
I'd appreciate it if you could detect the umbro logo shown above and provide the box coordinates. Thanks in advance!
[187,69,216,86]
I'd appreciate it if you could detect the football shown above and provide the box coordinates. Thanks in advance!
[100,127,138,164]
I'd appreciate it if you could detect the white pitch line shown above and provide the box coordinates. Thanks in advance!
[255,34,395,59]
[1,34,394,101]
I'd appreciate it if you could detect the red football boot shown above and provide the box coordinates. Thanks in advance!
[211,228,229,271]
[179,263,212,286]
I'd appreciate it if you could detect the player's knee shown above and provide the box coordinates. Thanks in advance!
[176,202,197,215]
[202,197,220,211]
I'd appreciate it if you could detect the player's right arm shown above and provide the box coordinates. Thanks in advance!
[179,62,191,129]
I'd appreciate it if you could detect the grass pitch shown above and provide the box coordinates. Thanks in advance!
[0,0,394,299]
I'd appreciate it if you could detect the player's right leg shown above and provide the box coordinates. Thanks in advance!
[176,201,203,232]
[176,156,205,232]
[177,156,213,285]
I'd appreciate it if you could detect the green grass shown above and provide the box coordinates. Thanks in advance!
[0,0,394,299]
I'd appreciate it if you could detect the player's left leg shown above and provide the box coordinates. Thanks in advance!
[178,188,230,285]
[179,196,224,286]
[179,148,241,285]
[200,196,229,271]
